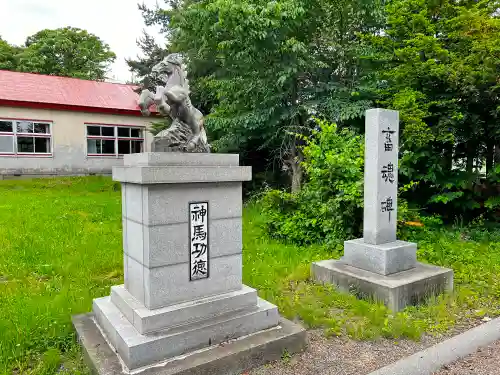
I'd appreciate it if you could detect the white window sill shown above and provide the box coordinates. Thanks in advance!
[87,154,124,158]
[0,153,53,158]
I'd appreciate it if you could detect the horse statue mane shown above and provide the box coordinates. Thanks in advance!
[154,53,190,92]
[138,53,210,153]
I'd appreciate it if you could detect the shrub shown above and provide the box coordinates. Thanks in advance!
[261,119,364,245]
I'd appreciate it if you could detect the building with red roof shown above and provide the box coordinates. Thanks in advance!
[0,70,156,177]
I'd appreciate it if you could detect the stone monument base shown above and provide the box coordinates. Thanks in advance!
[73,152,306,374]
[74,283,306,374]
[342,238,417,276]
[73,313,305,375]
[312,260,453,312]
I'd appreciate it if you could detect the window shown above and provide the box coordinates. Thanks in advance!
[86,124,144,157]
[0,119,52,155]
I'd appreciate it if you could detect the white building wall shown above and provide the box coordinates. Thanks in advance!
[0,106,154,177]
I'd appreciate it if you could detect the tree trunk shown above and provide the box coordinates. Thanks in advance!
[466,141,476,190]
[495,143,500,166]
[288,79,303,194]
[442,142,453,173]
[290,142,303,194]
[486,141,494,176]
[466,142,475,175]
[291,162,303,194]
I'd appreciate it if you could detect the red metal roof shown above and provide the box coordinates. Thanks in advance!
[0,70,152,116]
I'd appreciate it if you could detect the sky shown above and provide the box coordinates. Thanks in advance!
[0,0,165,82]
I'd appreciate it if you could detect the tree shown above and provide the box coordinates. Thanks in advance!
[0,37,20,70]
[16,27,116,80]
[127,30,167,90]
[132,1,222,118]
[368,0,500,218]
[161,0,383,192]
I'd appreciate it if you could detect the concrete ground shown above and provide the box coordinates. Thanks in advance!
[433,340,500,375]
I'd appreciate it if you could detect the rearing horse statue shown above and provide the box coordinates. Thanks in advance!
[138,53,210,153]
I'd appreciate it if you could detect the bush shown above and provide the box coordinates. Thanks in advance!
[261,120,365,245]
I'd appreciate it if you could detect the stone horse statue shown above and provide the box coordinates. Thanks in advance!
[138,53,210,153]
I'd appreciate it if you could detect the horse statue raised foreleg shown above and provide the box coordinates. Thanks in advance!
[153,86,172,117]
[139,88,171,118]
[138,89,155,117]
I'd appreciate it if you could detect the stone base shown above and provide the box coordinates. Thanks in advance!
[312,260,453,312]
[342,239,417,275]
[93,291,281,370]
[110,285,259,335]
[73,313,307,375]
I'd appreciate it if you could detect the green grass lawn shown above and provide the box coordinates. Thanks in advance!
[1,177,500,374]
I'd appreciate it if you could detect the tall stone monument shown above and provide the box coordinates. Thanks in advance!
[73,55,305,375]
[312,109,453,312]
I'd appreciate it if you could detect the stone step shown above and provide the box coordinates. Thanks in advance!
[110,284,259,334]
[93,295,280,370]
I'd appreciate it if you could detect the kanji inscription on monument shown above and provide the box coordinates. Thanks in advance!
[363,109,399,245]
[189,202,209,280]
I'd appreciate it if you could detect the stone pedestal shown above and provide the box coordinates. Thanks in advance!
[342,239,417,276]
[312,261,453,312]
[74,153,306,374]
[312,109,453,312]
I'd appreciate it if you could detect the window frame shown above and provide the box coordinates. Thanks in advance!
[0,118,53,157]
[85,123,145,158]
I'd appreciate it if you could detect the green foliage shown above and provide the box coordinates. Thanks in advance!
[148,119,171,136]
[136,0,500,221]
[17,27,116,80]
[1,27,116,80]
[140,0,383,189]
[0,36,20,70]
[396,180,428,234]
[261,120,364,245]
[260,120,429,245]
[366,0,500,220]
[138,0,500,219]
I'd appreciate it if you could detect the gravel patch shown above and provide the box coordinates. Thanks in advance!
[248,317,490,375]
[433,340,500,375]
[249,329,442,375]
